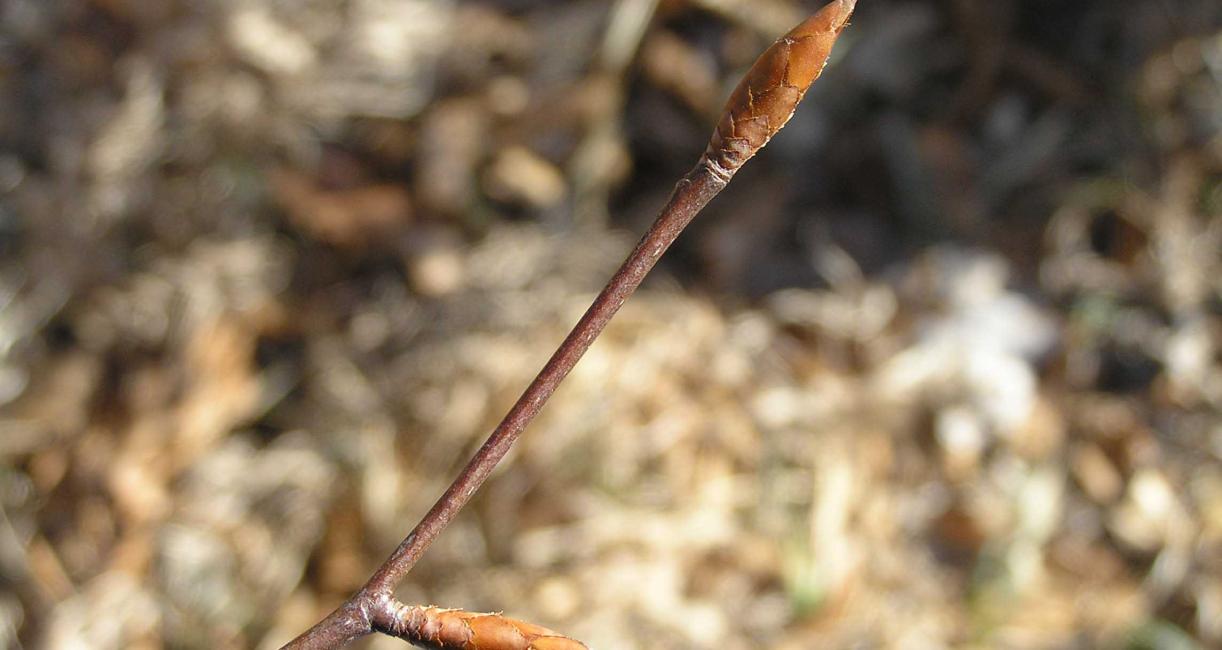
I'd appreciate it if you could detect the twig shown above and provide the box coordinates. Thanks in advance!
[281,1,856,647]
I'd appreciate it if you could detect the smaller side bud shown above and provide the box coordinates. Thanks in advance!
[387,604,589,650]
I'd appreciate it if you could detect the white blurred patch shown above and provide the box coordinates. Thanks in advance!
[87,59,164,220]
[227,6,318,76]
[221,0,453,120]
[880,248,1058,438]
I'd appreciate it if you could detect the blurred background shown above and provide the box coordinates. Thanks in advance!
[1,0,1220,648]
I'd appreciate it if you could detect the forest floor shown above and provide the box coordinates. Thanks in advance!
[1,0,1219,648]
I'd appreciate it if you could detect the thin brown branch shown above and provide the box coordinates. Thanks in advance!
[363,164,728,597]
[280,2,856,647]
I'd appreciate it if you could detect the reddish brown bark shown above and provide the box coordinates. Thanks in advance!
[380,605,588,650]
[281,2,856,647]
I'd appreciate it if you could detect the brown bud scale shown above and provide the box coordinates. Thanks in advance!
[385,604,588,650]
[702,0,856,181]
